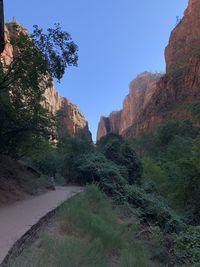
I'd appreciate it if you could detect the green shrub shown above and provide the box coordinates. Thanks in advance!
[122,184,184,233]
[55,173,66,186]
[20,174,50,195]
[175,226,200,265]
[142,157,167,194]
[22,140,64,176]
[59,134,94,183]
[74,153,128,197]
[97,134,142,184]
[148,226,165,262]
[133,120,200,222]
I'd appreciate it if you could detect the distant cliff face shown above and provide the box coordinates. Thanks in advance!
[43,85,91,140]
[1,22,92,140]
[97,0,200,141]
[97,72,162,140]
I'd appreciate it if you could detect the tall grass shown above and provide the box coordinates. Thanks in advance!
[13,185,159,267]
[119,241,152,267]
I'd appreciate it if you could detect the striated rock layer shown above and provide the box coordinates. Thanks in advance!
[1,22,92,140]
[97,0,200,141]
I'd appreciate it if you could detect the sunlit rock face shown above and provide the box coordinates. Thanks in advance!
[1,26,13,65]
[97,72,162,140]
[165,0,200,73]
[1,22,92,140]
[97,0,200,141]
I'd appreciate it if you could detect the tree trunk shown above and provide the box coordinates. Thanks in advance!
[0,0,5,53]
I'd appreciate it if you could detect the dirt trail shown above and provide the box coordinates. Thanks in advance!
[0,186,82,263]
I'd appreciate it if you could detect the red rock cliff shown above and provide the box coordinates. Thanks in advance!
[1,22,92,140]
[97,72,162,140]
[97,0,200,140]
[165,0,200,73]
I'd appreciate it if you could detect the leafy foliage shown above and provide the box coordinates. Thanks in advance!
[174,226,200,265]
[133,120,200,223]
[0,23,78,157]
[97,134,142,184]
[32,23,78,82]
[22,139,63,176]
[122,184,184,233]
[75,152,127,198]
[58,134,94,183]
[0,32,53,156]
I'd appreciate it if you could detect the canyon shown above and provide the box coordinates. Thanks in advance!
[97,0,200,140]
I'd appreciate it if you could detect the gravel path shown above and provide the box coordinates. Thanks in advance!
[0,186,82,264]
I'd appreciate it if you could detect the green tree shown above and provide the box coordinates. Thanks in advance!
[0,23,78,156]
[58,134,94,182]
[157,120,199,146]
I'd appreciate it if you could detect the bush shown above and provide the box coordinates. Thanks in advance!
[97,134,142,184]
[148,226,165,262]
[122,184,184,233]
[74,153,127,198]
[175,226,200,265]
[142,157,167,195]
[59,134,94,183]
[22,140,64,176]
[133,120,200,222]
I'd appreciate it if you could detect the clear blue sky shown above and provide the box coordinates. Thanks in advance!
[4,0,188,140]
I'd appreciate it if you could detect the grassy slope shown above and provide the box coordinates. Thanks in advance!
[12,185,165,267]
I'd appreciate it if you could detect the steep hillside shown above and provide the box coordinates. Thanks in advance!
[97,0,200,140]
[0,156,49,206]
[2,22,92,140]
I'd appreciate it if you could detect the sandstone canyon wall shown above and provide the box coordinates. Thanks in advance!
[97,0,200,141]
[1,22,92,140]
[97,72,163,140]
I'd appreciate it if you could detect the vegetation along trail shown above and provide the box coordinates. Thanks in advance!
[0,186,82,264]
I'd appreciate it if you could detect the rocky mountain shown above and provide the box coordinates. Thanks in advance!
[97,0,200,141]
[1,21,92,140]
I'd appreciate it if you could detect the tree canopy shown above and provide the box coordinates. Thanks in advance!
[0,23,78,156]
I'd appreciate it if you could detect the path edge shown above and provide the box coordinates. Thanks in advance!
[0,191,82,267]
